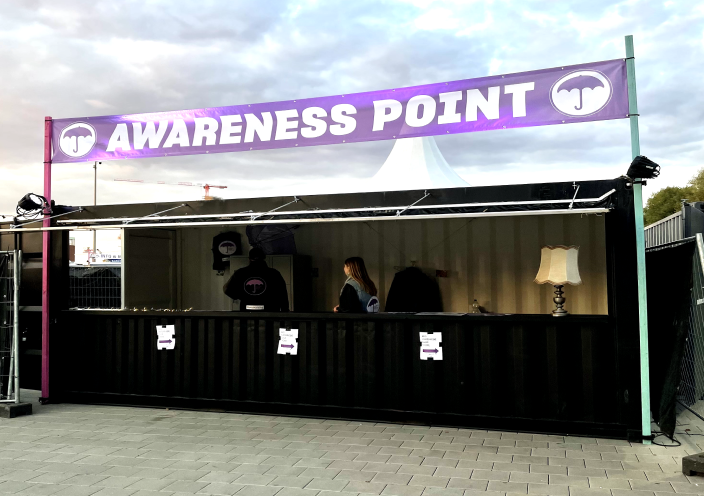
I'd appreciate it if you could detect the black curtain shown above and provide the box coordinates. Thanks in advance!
[646,241,694,438]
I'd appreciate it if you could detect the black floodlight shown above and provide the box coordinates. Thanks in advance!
[17,193,46,211]
[627,155,660,180]
[16,193,49,219]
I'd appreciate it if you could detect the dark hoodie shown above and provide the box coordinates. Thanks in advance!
[223,260,289,311]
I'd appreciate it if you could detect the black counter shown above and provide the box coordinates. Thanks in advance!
[54,310,627,438]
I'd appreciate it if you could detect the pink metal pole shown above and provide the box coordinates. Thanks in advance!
[41,116,52,402]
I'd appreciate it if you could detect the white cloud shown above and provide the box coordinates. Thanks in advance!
[85,99,114,109]
[487,58,502,75]
[455,10,493,37]
[414,8,461,30]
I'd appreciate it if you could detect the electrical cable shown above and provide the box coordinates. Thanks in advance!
[650,430,682,447]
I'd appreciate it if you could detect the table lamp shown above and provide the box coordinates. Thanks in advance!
[534,245,582,316]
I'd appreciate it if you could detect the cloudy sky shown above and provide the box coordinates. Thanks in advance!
[0,0,702,217]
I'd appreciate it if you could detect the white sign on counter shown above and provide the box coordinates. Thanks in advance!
[419,332,442,360]
[156,325,176,350]
[278,328,299,355]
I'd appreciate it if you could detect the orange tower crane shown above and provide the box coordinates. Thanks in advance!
[114,179,227,200]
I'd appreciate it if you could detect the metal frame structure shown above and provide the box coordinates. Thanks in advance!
[625,35,652,444]
[0,250,22,404]
[42,116,51,403]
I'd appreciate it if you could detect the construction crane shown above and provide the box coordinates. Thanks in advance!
[114,179,227,200]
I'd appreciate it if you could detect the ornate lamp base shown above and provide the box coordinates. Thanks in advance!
[552,285,569,317]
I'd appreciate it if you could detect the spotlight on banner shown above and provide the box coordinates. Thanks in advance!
[627,155,660,180]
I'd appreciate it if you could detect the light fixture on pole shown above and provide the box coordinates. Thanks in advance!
[534,245,582,317]
[626,155,660,180]
[16,193,49,219]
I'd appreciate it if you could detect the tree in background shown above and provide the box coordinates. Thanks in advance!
[644,168,704,225]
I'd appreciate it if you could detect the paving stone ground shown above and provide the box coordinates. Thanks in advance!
[1,390,704,496]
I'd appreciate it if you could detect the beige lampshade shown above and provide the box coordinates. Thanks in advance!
[534,245,582,286]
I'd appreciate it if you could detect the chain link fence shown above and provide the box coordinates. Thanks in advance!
[0,251,20,403]
[69,266,121,309]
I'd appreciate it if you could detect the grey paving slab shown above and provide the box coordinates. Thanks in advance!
[196,482,245,494]
[334,470,376,482]
[433,468,473,479]
[93,476,144,488]
[274,488,320,496]
[486,480,529,493]
[455,461,493,471]
[527,482,570,496]
[266,466,308,477]
[234,474,277,486]
[370,472,412,485]
[304,478,349,491]
[408,475,449,488]
[396,465,436,476]
[463,490,505,496]
[51,486,101,496]
[86,488,138,496]
[469,469,510,482]
[510,472,549,484]
[446,479,487,490]
[342,480,387,494]
[493,461,530,473]
[380,483,423,495]
[269,476,315,488]
[232,486,281,496]
[567,487,611,496]
[420,488,464,496]
[15,482,65,496]
[548,475,590,487]
[298,468,340,480]
[162,479,209,492]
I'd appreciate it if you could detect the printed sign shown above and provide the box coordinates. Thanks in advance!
[51,59,628,164]
[277,328,298,355]
[218,240,238,256]
[156,325,175,350]
[419,332,442,360]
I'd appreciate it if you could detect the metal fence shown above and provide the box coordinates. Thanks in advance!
[0,251,21,403]
[69,266,121,309]
[678,234,704,418]
[645,209,684,248]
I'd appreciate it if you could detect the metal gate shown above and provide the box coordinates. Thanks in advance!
[678,234,704,418]
[0,250,21,403]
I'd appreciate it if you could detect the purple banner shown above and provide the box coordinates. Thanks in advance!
[51,59,628,164]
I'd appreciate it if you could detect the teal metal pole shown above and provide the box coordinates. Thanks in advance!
[625,34,651,444]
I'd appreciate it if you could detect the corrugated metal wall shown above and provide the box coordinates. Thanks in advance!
[56,311,623,436]
[150,215,607,315]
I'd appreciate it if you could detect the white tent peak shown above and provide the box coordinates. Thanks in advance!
[371,136,470,191]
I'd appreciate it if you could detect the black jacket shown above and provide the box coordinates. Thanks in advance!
[337,284,363,313]
[223,260,289,311]
[385,267,442,312]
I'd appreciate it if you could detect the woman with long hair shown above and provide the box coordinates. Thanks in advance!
[334,257,380,313]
